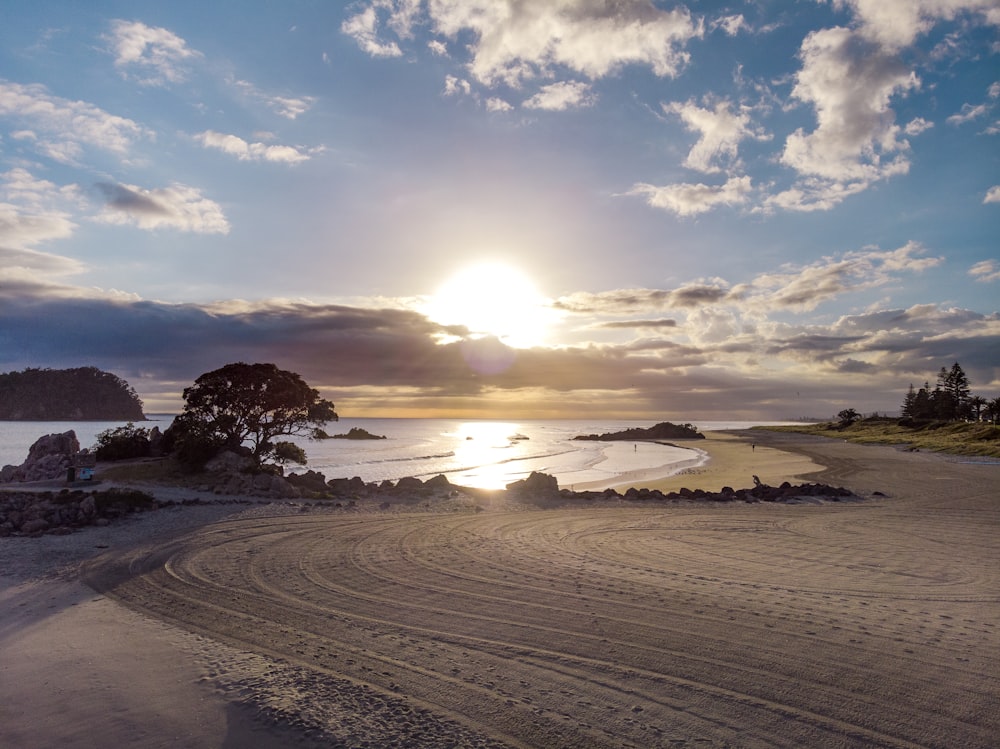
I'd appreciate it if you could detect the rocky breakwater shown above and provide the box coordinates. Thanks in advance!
[0,487,155,537]
[1,430,86,483]
[564,477,862,503]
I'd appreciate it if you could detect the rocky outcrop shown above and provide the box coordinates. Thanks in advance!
[286,471,456,500]
[193,451,300,499]
[573,421,705,441]
[317,427,387,440]
[0,487,155,537]
[506,471,560,499]
[1,431,83,483]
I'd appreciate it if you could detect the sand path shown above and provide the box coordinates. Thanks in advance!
[3,431,999,747]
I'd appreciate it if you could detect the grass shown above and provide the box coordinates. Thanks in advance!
[97,457,198,486]
[760,418,1000,459]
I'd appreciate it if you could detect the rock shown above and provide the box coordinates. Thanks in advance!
[506,471,559,498]
[1,430,80,483]
[395,476,424,492]
[205,450,254,474]
[286,469,329,493]
[425,474,452,490]
[21,518,49,534]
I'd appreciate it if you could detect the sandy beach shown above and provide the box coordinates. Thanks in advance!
[2,429,999,748]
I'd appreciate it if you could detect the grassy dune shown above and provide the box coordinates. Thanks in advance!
[762,417,1000,458]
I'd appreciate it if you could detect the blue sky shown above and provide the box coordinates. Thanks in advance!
[1,0,998,419]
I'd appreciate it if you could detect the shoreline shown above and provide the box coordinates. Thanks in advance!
[595,429,826,494]
[3,433,999,747]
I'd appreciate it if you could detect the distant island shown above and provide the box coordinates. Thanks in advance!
[0,367,146,421]
[573,421,704,441]
[315,427,387,440]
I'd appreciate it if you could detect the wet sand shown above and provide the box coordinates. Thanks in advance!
[2,430,999,747]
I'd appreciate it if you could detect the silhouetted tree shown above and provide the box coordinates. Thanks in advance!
[837,408,860,427]
[168,362,337,468]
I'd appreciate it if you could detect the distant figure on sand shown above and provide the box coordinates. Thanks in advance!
[752,443,756,451]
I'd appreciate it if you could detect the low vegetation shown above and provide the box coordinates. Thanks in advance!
[762,417,1000,458]
[766,362,1000,458]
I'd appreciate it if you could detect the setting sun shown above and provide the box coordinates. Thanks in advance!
[424,262,554,348]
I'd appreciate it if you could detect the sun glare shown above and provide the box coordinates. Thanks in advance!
[425,262,554,347]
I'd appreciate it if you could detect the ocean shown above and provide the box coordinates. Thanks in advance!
[0,417,795,490]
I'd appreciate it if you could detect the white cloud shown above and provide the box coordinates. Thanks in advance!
[345,1,702,86]
[765,177,871,213]
[747,241,942,311]
[436,0,702,85]
[665,98,768,174]
[969,259,1000,282]
[0,81,151,162]
[105,20,201,86]
[443,75,471,97]
[710,14,748,37]
[984,185,1000,203]
[904,117,934,135]
[95,182,230,234]
[0,169,83,279]
[428,39,447,56]
[486,97,513,112]
[628,175,753,216]
[833,0,1000,51]
[947,102,989,125]
[781,27,917,185]
[523,81,596,111]
[194,131,311,163]
[342,6,403,57]
[229,78,316,119]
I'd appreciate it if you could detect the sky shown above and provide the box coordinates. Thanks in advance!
[1,0,998,420]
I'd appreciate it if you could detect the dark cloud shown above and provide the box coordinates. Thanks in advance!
[1,291,997,418]
[554,284,730,314]
[95,182,169,215]
[599,318,677,329]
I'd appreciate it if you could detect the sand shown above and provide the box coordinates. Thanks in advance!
[2,429,999,748]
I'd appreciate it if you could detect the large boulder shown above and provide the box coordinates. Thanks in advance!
[506,471,560,499]
[1,430,81,483]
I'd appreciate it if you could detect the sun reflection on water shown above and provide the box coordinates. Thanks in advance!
[448,421,525,489]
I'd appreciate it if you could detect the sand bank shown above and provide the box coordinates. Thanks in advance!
[608,429,826,493]
[2,433,999,748]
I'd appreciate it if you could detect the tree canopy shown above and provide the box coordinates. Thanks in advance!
[901,362,981,421]
[168,362,337,467]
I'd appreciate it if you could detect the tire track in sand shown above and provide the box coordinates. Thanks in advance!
[84,443,1000,748]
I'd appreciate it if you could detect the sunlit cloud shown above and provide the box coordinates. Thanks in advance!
[105,20,202,86]
[194,131,312,163]
[0,80,151,162]
[665,97,769,174]
[228,78,317,119]
[628,175,753,216]
[523,81,596,111]
[833,0,1000,51]
[781,27,916,185]
[969,259,1000,282]
[94,182,230,234]
[344,0,702,86]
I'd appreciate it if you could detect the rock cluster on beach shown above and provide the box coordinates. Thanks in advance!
[0,488,156,537]
[575,480,858,503]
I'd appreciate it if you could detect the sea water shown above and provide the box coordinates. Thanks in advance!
[0,417,796,490]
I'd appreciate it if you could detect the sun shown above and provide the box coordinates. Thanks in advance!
[424,261,554,347]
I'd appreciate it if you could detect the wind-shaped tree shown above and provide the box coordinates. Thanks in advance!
[168,362,337,467]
